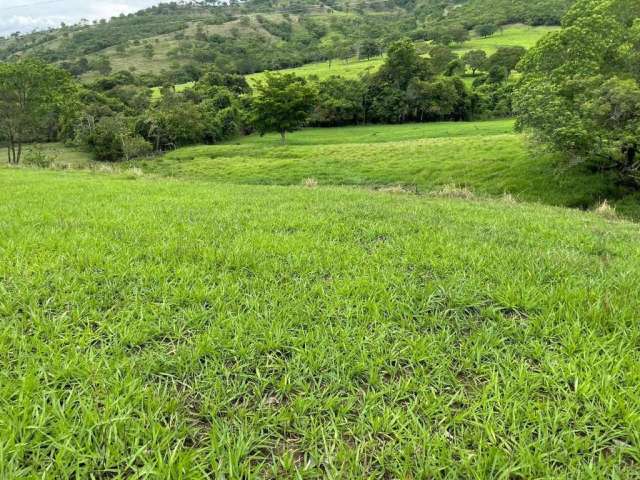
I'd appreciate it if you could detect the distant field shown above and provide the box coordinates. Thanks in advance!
[2,167,640,477]
[458,23,560,55]
[140,119,626,212]
[247,24,558,83]
[247,57,384,84]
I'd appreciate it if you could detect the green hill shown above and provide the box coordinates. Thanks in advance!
[0,0,571,84]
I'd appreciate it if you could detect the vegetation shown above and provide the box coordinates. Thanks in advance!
[0,168,639,478]
[0,59,75,164]
[515,0,640,184]
[252,73,318,143]
[0,0,566,84]
[4,0,640,476]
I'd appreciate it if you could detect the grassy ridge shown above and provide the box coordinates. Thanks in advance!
[141,119,623,211]
[2,168,640,477]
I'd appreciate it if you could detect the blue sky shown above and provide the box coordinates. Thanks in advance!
[0,0,161,36]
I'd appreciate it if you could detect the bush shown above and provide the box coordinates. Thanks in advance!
[23,148,56,168]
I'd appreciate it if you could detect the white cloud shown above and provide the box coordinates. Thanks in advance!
[0,1,162,36]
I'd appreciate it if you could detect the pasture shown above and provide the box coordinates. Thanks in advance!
[140,119,628,214]
[1,167,640,477]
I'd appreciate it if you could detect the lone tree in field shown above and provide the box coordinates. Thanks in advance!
[514,0,640,182]
[475,23,497,38]
[252,73,317,144]
[462,49,487,76]
[0,59,74,164]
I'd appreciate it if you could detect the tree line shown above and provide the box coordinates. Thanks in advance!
[0,39,522,162]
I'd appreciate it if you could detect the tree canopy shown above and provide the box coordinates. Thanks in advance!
[514,0,640,181]
[252,73,318,143]
[0,59,75,164]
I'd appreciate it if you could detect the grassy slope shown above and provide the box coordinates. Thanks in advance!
[459,23,560,54]
[141,119,625,211]
[1,167,640,477]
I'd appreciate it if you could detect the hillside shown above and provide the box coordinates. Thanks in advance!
[139,119,633,215]
[2,166,639,477]
[0,0,572,83]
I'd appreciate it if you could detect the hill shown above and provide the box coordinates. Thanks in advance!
[151,24,557,99]
[0,0,572,84]
[1,166,638,477]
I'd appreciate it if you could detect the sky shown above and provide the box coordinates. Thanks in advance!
[0,0,163,37]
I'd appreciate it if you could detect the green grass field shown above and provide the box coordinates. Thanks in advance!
[2,167,640,477]
[459,23,560,55]
[140,119,630,214]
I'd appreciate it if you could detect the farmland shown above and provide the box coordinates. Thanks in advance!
[2,0,639,477]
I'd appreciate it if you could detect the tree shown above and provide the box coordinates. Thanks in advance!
[445,58,466,77]
[514,0,640,182]
[88,115,151,162]
[92,56,112,75]
[252,73,317,144]
[487,46,526,76]
[462,49,487,76]
[429,45,457,75]
[475,24,498,38]
[0,59,75,164]
[375,40,433,90]
[311,76,365,126]
[359,38,380,60]
[143,44,154,59]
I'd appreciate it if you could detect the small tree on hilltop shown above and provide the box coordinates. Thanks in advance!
[252,73,317,144]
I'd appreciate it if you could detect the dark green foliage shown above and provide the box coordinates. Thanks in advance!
[311,76,366,126]
[443,0,574,28]
[487,46,526,76]
[429,45,458,75]
[475,23,498,37]
[196,68,252,95]
[359,39,382,60]
[514,0,640,182]
[445,58,466,77]
[375,40,433,90]
[87,115,151,162]
[463,49,488,75]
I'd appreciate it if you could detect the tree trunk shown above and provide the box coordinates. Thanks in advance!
[626,145,636,165]
[280,131,286,145]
